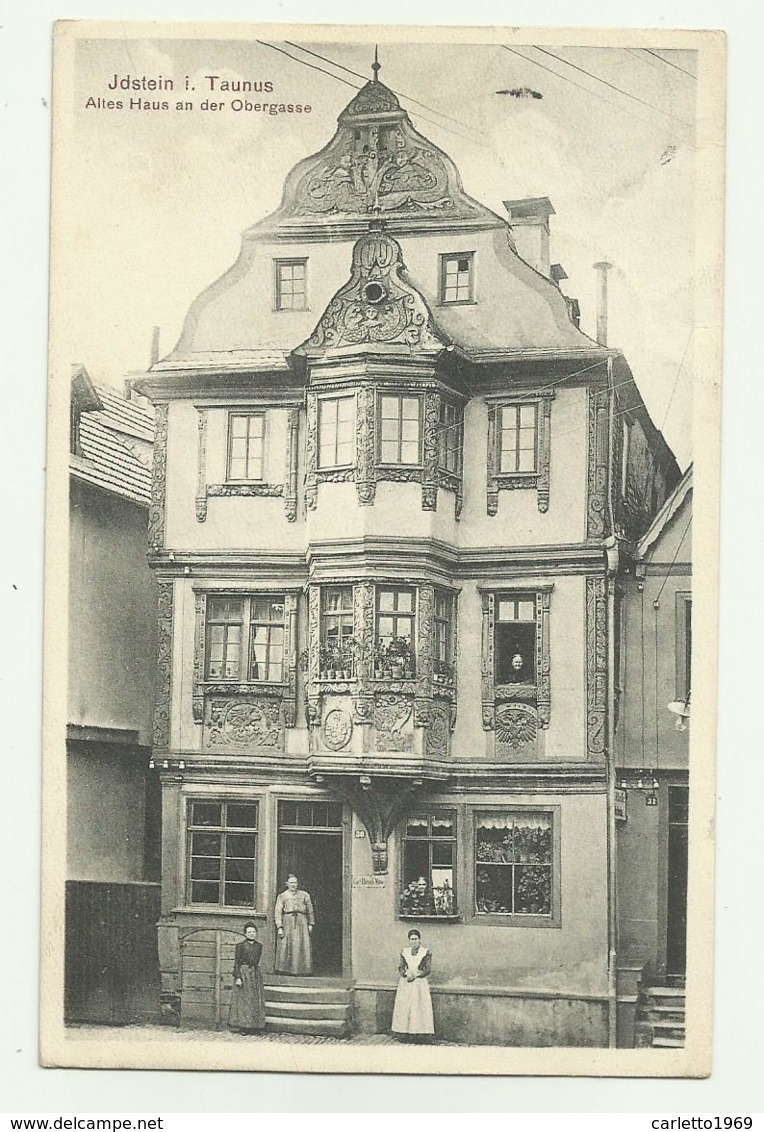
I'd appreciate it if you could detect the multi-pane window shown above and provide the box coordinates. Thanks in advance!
[376,587,416,675]
[318,396,354,468]
[498,404,538,473]
[495,594,537,686]
[400,813,457,917]
[187,800,258,907]
[379,394,421,465]
[440,252,474,303]
[438,400,461,474]
[275,259,307,311]
[433,589,454,678]
[475,812,553,917]
[321,586,355,675]
[206,595,286,683]
[227,413,265,482]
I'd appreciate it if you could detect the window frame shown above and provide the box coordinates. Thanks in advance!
[486,392,554,515]
[320,585,356,677]
[375,585,417,676]
[226,411,266,484]
[433,588,455,682]
[273,257,308,312]
[204,593,288,686]
[399,810,459,921]
[318,393,356,470]
[186,797,260,909]
[471,807,561,928]
[439,251,476,305]
[493,592,538,688]
[438,398,463,476]
[376,392,423,468]
[497,402,539,476]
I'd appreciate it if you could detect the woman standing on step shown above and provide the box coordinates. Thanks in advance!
[391,928,434,1042]
[228,922,266,1033]
[274,873,315,975]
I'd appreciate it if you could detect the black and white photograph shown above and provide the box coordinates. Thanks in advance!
[40,22,724,1076]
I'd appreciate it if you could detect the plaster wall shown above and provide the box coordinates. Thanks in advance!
[67,742,147,882]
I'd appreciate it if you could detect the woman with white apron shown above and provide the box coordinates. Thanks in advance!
[391,929,434,1040]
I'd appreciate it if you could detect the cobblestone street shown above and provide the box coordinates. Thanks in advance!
[66,1024,462,1047]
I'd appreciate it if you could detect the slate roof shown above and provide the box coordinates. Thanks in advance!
[70,372,154,507]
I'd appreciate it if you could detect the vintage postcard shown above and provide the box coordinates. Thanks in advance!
[42,21,725,1075]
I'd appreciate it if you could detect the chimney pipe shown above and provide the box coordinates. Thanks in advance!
[593,262,612,346]
[150,326,160,367]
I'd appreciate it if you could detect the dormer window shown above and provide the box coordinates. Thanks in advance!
[440,252,474,304]
[274,258,307,311]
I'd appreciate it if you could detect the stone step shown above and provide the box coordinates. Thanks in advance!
[265,1015,349,1036]
[642,986,686,1000]
[265,1000,351,1021]
[653,1020,685,1034]
[263,984,351,1005]
[653,1035,685,1048]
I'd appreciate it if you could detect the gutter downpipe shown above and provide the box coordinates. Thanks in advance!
[604,351,620,1048]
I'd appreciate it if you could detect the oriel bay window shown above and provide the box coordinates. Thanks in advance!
[187,800,259,907]
[475,811,556,921]
[433,589,454,681]
[400,812,457,918]
[379,393,421,465]
[438,400,462,475]
[375,587,416,677]
[318,395,354,468]
[206,595,286,683]
[320,586,355,678]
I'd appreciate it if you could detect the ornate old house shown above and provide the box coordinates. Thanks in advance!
[134,69,679,1045]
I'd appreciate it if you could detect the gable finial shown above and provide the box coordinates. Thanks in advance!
[372,45,381,80]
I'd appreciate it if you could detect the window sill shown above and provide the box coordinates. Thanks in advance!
[398,914,460,923]
[201,680,289,693]
[469,912,559,929]
[436,299,476,307]
[174,906,268,919]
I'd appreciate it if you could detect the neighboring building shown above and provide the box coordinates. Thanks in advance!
[134,71,679,1045]
[615,466,692,1046]
[66,365,161,1023]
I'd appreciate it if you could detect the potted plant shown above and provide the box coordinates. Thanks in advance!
[340,638,357,679]
[433,658,454,684]
[388,636,412,679]
[319,641,339,680]
[373,640,389,679]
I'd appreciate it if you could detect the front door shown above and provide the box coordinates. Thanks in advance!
[180,928,241,1027]
[276,800,344,975]
[666,786,689,977]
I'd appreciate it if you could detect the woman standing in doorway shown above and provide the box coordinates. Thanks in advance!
[391,928,434,1041]
[228,922,266,1033]
[274,873,315,975]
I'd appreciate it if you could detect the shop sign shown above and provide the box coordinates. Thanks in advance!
[352,875,386,889]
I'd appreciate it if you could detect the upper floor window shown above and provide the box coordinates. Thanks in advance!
[274,258,307,311]
[440,252,474,304]
[400,812,457,918]
[438,400,461,474]
[434,589,454,679]
[227,413,265,482]
[319,395,354,468]
[498,403,538,474]
[320,586,355,677]
[375,587,416,676]
[187,799,259,907]
[495,594,537,686]
[206,594,286,683]
[379,394,421,466]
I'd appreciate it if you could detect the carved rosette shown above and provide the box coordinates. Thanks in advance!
[587,386,609,540]
[148,403,169,551]
[205,697,284,751]
[153,579,173,749]
[586,576,608,758]
[486,393,554,516]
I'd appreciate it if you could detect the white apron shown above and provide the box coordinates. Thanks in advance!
[391,946,434,1035]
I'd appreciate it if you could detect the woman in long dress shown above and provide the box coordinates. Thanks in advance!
[228,922,266,1033]
[391,929,434,1041]
[274,873,315,975]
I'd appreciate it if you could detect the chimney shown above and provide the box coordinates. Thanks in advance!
[150,325,161,367]
[504,196,555,278]
[593,261,612,346]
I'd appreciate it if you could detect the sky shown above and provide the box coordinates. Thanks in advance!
[57,34,697,467]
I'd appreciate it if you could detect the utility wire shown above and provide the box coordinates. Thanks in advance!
[283,41,484,135]
[501,46,656,129]
[642,48,697,80]
[532,46,692,127]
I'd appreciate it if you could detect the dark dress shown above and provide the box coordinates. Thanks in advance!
[228,939,266,1032]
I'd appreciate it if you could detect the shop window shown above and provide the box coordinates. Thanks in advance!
[318,395,355,468]
[320,586,355,678]
[187,799,259,907]
[378,393,422,465]
[438,400,462,474]
[274,258,307,311]
[227,412,265,482]
[375,587,416,677]
[400,812,457,917]
[475,811,553,918]
[440,252,474,304]
[206,594,286,683]
[498,403,538,474]
[494,594,537,686]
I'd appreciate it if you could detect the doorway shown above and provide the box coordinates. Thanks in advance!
[666,786,689,977]
[276,800,344,976]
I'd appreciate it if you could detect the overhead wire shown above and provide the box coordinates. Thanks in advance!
[642,48,697,80]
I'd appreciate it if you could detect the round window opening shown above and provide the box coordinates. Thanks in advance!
[362,281,386,304]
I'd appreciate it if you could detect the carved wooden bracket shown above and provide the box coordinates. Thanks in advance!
[153,579,174,749]
[330,775,430,874]
[148,403,169,551]
[486,391,553,516]
[585,575,607,759]
[587,386,609,540]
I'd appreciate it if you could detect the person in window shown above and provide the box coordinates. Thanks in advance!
[507,651,527,683]
[391,929,434,1042]
[228,922,266,1033]
[274,873,315,975]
